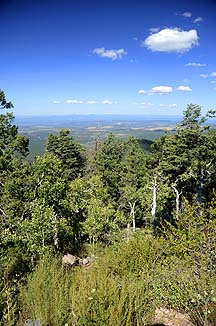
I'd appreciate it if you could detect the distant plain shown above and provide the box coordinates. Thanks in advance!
[16,114,182,159]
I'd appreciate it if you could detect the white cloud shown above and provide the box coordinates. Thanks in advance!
[65,99,119,105]
[86,100,98,104]
[138,90,146,94]
[92,47,127,60]
[151,86,173,94]
[183,78,190,83]
[185,62,206,67]
[176,85,192,91]
[200,74,209,78]
[193,17,203,23]
[52,100,60,104]
[66,99,83,104]
[149,27,160,34]
[132,37,138,41]
[141,102,154,106]
[200,72,216,78]
[183,12,192,17]
[210,81,216,84]
[143,28,199,53]
[135,102,154,107]
[138,86,173,95]
[159,103,177,108]
[102,100,116,105]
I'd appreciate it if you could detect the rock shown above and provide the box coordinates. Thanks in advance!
[62,254,95,268]
[80,256,95,267]
[62,254,78,266]
[153,307,192,326]
[82,258,89,265]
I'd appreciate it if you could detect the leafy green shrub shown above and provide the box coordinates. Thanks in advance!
[14,201,216,325]
[104,229,166,278]
[19,257,153,326]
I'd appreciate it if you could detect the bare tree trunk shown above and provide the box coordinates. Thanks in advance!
[127,222,130,242]
[53,213,59,252]
[197,168,204,216]
[129,201,136,232]
[151,175,157,228]
[0,206,7,217]
[197,168,204,205]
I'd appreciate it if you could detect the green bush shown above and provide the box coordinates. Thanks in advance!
[19,257,153,325]
[6,203,216,325]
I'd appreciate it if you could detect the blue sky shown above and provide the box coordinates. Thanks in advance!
[1,0,216,116]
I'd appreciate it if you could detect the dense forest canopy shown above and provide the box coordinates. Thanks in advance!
[1,88,216,254]
[0,89,216,325]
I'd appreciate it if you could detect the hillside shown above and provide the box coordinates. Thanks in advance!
[1,92,216,325]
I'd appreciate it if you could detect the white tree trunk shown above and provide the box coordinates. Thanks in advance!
[197,167,204,216]
[129,201,136,232]
[53,213,59,251]
[127,222,131,242]
[151,175,157,225]
[0,207,7,217]
[198,168,204,206]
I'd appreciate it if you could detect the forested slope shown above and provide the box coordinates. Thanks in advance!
[0,90,216,325]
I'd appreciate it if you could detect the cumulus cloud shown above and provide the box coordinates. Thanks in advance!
[193,17,203,23]
[86,100,98,104]
[92,47,127,60]
[185,62,206,67]
[176,85,192,91]
[66,99,83,104]
[183,12,192,17]
[135,102,154,107]
[149,27,160,34]
[159,103,177,108]
[151,86,173,94]
[143,28,199,53]
[138,90,146,94]
[138,90,146,95]
[102,100,118,105]
[140,102,154,106]
[201,72,216,78]
[200,74,209,78]
[182,78,190,83]
[210,81,216,84]
[52,100,60,104]
[138,86,173,95]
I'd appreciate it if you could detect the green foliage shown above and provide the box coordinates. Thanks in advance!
[81,176,116,245]
[0,96,216,324]
[0,90,14,110]
[46,129,86,180]
[0,90,28,173]
[91,133,124,200]
[150,104,216,224]
[31,153,66,207]
[0,153,69,256]
[19,200,58,257]
[91,135,149,231]
[18,206,216,325]
[19,258,151,326]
